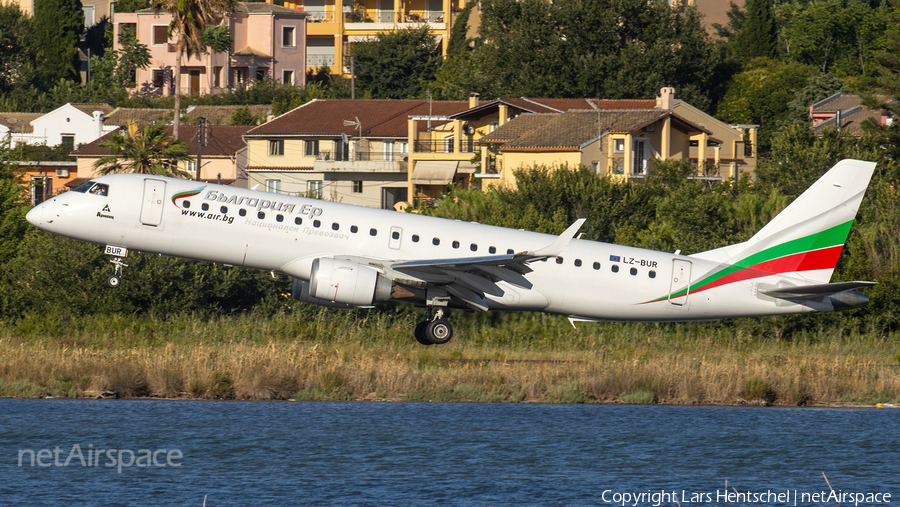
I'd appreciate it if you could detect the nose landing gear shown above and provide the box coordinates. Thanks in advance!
[413,306,454,345]
[107,256,128,288]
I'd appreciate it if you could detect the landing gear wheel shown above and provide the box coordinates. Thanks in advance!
[425,319,453,345]
[106,275,121,288]
[414,321,433,345]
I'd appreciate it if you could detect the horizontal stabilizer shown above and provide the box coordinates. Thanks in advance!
[760,281,877,298]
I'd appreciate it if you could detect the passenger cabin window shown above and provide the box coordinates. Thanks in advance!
[294,217,302,225]
[452,241,460,249]
[239,209,247,216]
[201,203,209,211]
[313,220,321,228]
[276,215,284,222]
[489,246,496,254]
[593,262,600,270]
[556,257,564,264]
[392,231,400,240]
[369,228,377,236]
[611,265,619,273]
[507,249,514,255]
[412,235,420,242]
[649,270,657,279]
[574,259,582,267]
[433,238,440,246]
[350,225,358,233]
[630,267,637,276]
[257,211,265,219]
[183,201,191,208]
[332,223,339,231]
[220,206,227,213]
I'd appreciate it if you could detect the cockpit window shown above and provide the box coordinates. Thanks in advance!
[88,183,109,196]
[72,180,96,193]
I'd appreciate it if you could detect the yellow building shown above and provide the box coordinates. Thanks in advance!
[289,0,466,74]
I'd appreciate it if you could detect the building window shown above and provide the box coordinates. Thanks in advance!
[399,141,408,155]
[308,180,323,199]
[269,140,284,156]
[614,139,625,153]
[282,26,296,47]
[31,176,52,206]
[282,70,294,85]
[383,141,395,161]
[186,160,196,174]
[306,140,319,156]
[591,161,600,174]
[152,69,166,88]
[152,25,168,45]
[235,69,246,85]
[352,180,363,193]
[266,179,281,193]
[61,135,75,149]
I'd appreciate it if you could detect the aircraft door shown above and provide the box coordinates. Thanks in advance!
[140,178,166,226]
[388,226,402,249]
[668,259,692,306]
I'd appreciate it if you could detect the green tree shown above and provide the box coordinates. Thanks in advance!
[0,4,36,95]
[114,24,152,88]
[786,73,848,123]
[733,0,776,64]
[230,106,262,125]
[32,0,84,84]
[350,26,442,99]
[156,0,235,144]
[93,122,192,177]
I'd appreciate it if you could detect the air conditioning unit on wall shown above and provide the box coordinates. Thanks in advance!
[56,169,69,178]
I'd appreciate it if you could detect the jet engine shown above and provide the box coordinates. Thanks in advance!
[292,258,392,308]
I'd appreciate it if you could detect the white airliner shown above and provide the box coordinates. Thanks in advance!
[26,159,876,345]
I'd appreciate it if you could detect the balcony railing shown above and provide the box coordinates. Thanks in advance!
[414,140,475,154]
[306,12,334,22]
[307,55,335,67]
[315,150,406,163]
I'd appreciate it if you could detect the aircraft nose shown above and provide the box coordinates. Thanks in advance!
[26,204,44,227]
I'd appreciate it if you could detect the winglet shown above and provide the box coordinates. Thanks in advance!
[523,219,586,257]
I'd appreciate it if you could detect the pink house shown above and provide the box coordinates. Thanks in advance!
[114,1,308,96]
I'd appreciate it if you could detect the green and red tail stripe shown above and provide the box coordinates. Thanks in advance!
[171,188,205,207]
[644,220,853,303]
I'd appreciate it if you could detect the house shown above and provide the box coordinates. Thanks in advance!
[72,125,252,187]
[0,113,42,146]
[27,103,116,148]
[243,98,469,208]
[290,0,466,74]
[114,1,308,96]
[810,93,896,136]
[18,161,79,205]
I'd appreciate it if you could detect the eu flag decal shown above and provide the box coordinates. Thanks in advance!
[609,255,621,262]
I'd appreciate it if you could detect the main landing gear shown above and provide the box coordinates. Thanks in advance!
[106,256,128,288]
[414,307,454,346]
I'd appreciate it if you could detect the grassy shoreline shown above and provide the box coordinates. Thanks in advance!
[1,311,898,405]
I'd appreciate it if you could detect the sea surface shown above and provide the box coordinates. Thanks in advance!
[0,400,897,506]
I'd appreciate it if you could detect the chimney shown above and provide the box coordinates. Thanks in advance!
[93,111,104,141]
[659,87,675,111]
[469,93,479,109]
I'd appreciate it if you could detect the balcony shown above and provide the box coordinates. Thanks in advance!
[343,10,446,29]
[313,150,408,173]
[413,140,476,154]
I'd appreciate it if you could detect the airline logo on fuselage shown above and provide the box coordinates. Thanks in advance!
[172,188,205,207]
[202,190,324,219]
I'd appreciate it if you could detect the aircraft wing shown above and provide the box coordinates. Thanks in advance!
[382,219,586,310]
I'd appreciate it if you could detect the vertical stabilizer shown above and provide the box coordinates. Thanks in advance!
[696,159,876,283]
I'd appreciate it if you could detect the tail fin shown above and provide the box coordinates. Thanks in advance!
[695,159,876,283]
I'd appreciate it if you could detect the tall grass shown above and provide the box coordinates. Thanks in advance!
[0,311,898,405]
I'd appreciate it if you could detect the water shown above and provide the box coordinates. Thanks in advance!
[1,400,897,506]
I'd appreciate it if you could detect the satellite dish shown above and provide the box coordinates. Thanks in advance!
[341,132,349,144]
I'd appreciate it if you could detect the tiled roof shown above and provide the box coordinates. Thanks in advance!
[105,108,170,127]
[235,2,307,15]
[0,113,41,133]
[70,103,115,116]
[811,93,895,112]
[812,106,881,135]
[233,46,272,58]
[593,99,657,110]
[246,99,470,138]
[184,105,271,125]
[480,110,709,150]
[73,125,251,157]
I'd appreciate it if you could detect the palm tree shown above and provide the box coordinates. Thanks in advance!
[157,0,235,162]
[94,121,193,178]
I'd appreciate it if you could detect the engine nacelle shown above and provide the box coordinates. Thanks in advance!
[294,258,392,307]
